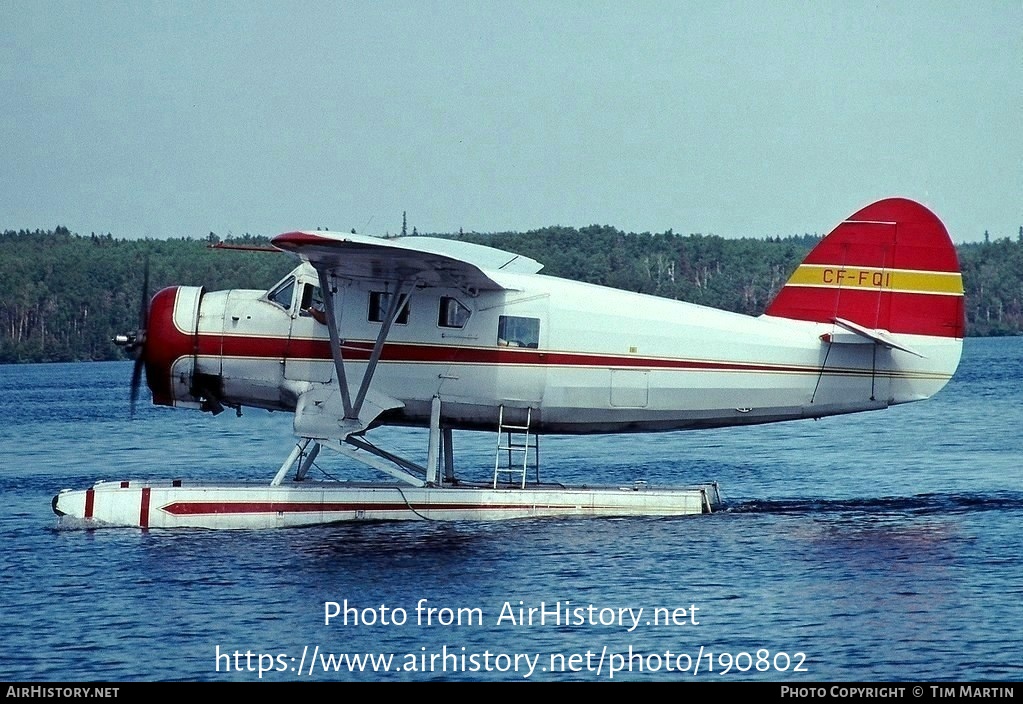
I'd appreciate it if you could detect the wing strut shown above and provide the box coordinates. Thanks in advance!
[317,268,354,419]
[351,279,413,420]
[316,269,414,425]
[288,269,428,487]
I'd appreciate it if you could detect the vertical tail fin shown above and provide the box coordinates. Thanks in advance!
[765,198,965,339]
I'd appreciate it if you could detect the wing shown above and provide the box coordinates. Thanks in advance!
[271,231,543,291]
[270,231,544,442]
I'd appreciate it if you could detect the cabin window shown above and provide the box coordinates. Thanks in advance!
[267,278,296,311]
[438,297,471,328]
[369,291,409,325]
[498,315,540,348]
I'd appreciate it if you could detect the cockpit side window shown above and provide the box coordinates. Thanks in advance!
[267,278,296,311]
[498,315,540,348]
[299,283,326,323]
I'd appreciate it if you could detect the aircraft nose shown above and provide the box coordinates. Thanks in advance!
[142,286,199,407]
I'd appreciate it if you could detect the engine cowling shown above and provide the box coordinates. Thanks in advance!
[144,285,217,410]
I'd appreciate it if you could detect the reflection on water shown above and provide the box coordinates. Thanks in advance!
[0,338,1021,680]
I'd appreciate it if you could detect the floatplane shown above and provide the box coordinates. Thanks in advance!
[53,198,964,528]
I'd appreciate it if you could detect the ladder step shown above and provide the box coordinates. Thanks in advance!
[494,405,537,489]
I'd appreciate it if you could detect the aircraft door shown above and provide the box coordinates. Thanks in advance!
[434,293,548,412]
[285,281,334,383]
[435,293,485,402]
[492,297,549,408]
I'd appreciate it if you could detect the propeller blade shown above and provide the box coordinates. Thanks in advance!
[128,255,150,418]
[139,257,150,330]
[130,356,144,418]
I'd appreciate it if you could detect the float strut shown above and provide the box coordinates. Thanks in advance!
[442,427,454,484]
[271,438,311,486]
[426,396,441,486]
[295,441,321,481]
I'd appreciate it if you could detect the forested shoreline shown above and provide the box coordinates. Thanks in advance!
[2,225,1020,363]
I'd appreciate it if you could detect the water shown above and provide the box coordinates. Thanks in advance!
[1,338,1020,681]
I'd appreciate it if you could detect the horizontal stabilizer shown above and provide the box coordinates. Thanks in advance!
[827,317,925,358]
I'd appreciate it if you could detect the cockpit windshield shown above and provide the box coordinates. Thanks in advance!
[267,278,296,311]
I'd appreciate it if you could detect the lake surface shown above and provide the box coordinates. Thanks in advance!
[1,337,1020,681]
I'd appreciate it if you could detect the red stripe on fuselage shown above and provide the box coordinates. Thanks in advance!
[197,334,822,374]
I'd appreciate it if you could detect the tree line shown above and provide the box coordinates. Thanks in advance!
[0,228,294,363]
[1,224,1020,363]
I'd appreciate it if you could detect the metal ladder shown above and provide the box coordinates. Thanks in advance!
[493,405,538,488]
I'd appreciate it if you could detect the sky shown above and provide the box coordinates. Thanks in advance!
[1,1,1019,243]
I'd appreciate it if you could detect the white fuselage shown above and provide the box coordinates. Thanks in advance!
[170,264,960,435]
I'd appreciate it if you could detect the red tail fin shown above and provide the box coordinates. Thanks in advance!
[765,198,965,338]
